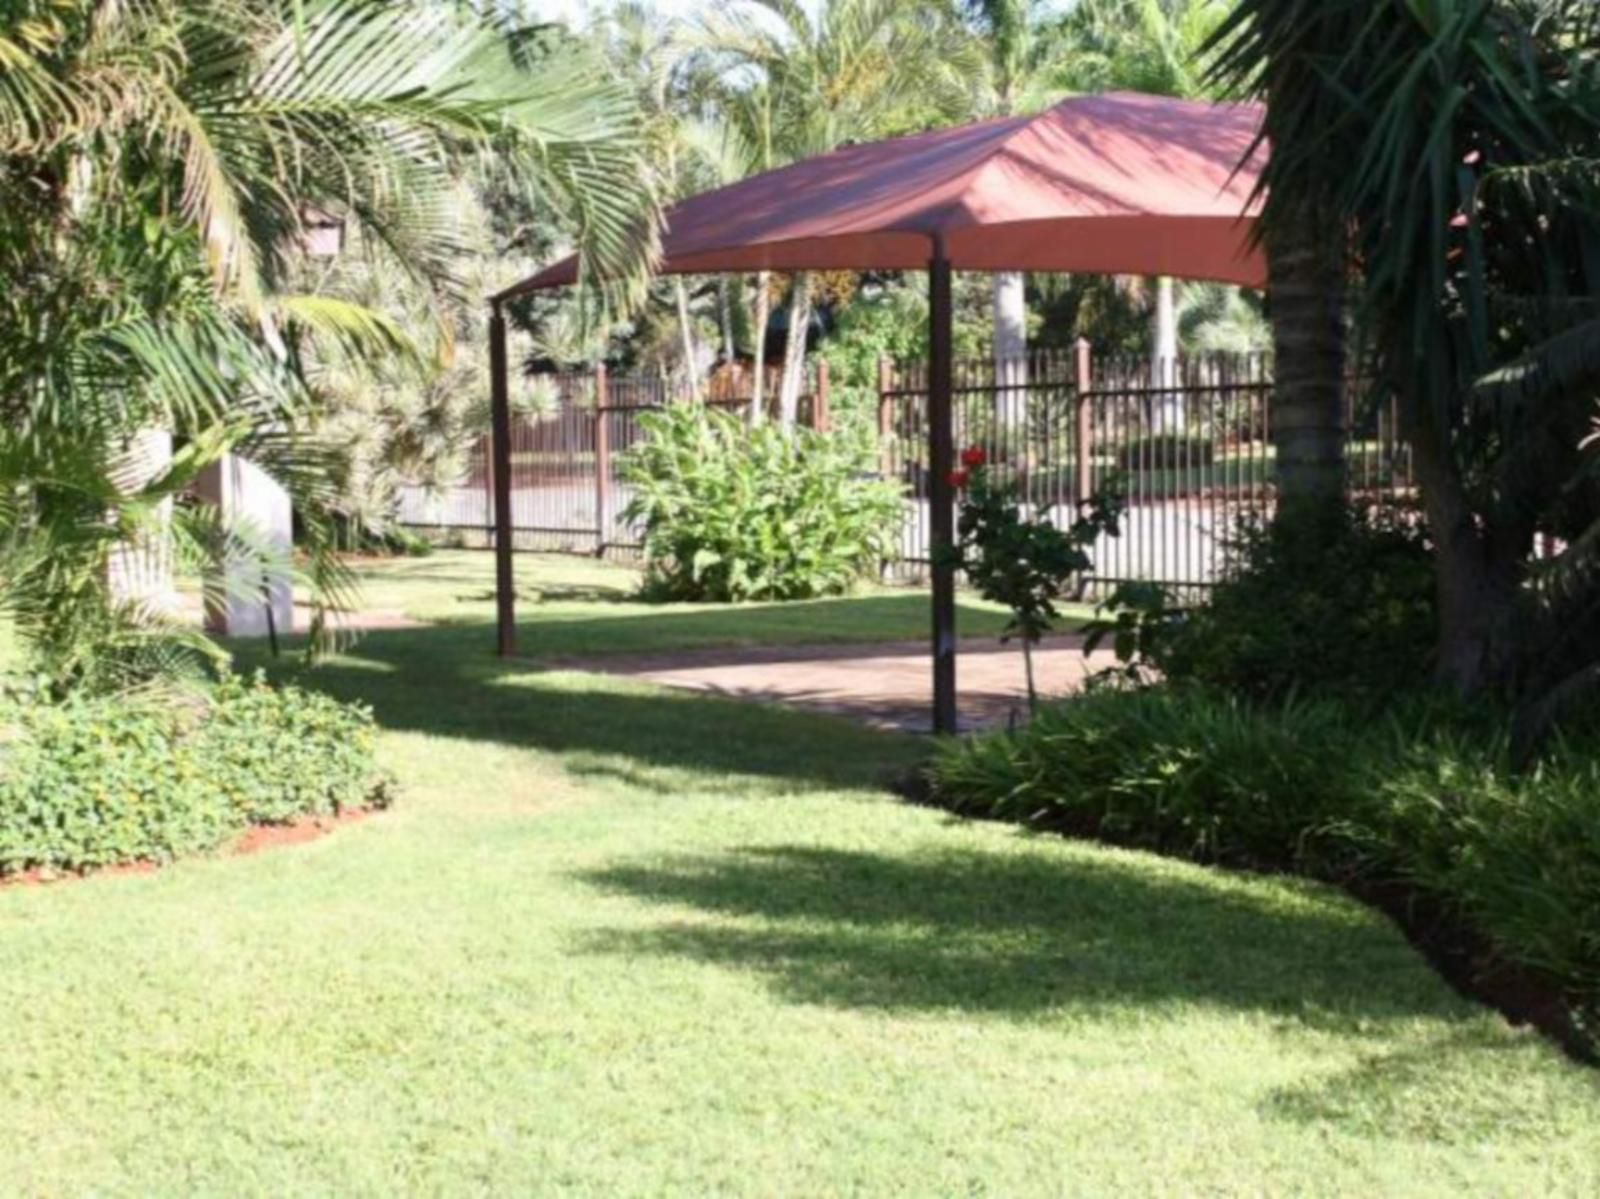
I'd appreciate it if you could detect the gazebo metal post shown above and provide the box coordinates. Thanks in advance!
[489,300,517,657]
[927,238,958,735]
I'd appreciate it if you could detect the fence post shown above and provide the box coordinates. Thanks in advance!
[877,356,894,478]
[814,359,831,432]
[593,363,610,558]
[1074,337,1094,508]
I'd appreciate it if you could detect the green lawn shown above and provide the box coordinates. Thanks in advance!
[2,554,1598,1194]
[341,549,1036,654]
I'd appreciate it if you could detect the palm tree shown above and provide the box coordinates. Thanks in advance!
[1208,1,1600,709]
[968,0,1045,425]
[1205,0,1349,515]
[1045,0,1234,406]
[0,0,657,691]
[698,0,985,424]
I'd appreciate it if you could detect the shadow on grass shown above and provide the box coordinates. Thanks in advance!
[245,621,925,795]
[1261,1026,1587,1143]
[573,843,1462,1028]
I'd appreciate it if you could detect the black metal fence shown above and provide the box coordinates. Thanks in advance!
[398,348,1415,596]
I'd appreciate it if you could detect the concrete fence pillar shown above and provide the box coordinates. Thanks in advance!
[196,455,294,638]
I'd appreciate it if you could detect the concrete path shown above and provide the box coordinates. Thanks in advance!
[546,635,1117,733]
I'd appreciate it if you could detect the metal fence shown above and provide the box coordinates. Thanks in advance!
[396,362,826,554]
[398,348,1415,596]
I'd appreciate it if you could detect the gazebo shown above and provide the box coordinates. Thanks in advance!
[490,91,1266,734]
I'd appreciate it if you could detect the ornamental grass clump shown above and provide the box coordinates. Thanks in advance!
[621,405,904,602]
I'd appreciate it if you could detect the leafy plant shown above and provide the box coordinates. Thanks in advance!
[621,404,904,602]
[0,672,391,877]
[941,449,1121,709]
[0,0,659,695]
[1153,504,1436,705]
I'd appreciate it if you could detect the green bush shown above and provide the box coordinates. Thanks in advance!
[928,685,1600,1050]
[1114,433,1215,471]
[930,684,1364,869]
[0,672,391,876]
[1153,504,1435,704]
[621,404,904,602]
[1344,734,1600,1033]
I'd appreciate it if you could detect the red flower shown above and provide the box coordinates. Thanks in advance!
[961,446,988,468]
[948,469,971,489]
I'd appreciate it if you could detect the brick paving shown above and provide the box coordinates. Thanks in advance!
[547,635,1117,733]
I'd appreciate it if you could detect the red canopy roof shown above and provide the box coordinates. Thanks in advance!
[500,91,1266,299]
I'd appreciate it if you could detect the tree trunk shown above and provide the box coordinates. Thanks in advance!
[1401,388,1521,694]
[718,276,735,366]
[1150,276,1185,432]
[778,271,812,427]
[992,271,1028,432]
[674,278,699,401]
[1264,209,1347,512]
[750,270,771,424]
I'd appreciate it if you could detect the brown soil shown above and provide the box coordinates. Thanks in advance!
[0,807,382,890]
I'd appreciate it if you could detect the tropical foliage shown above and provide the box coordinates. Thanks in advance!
[0,0,657,692]
[1210,0,1600,718]
[0,670,389,876]
[621,403,904,602]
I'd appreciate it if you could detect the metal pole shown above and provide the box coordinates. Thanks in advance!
[489,302,517,657]
[928,240,958,735]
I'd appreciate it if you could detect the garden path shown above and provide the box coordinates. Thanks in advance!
[545,635,1118,732]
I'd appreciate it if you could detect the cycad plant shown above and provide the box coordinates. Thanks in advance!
[0,0,656,693]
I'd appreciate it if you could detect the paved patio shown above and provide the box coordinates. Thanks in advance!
[547,635,1117,733]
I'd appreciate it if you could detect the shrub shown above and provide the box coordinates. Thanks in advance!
[942,450,1121,709]
[1114,433,1215,471]
[930,685,1365,869]
[621,404,904,602]
[1152,503,1435,704]
[0,672,391,876]
[1344,734,1600,1034]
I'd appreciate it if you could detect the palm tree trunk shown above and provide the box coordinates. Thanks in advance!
[992,271,1028,432]
[750,270,771,424]
[1264,208,1347,511]
[718,276,735,365]
[1151,276,1184,432]
[1400,380,1520,694]
[778,271,812,427]
[675,278,699,401]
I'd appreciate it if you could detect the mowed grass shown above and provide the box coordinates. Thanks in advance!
[340,548,1039,655]
[2,556,1598,1194]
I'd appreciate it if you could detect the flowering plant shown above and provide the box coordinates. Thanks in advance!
[939,449,1122,712]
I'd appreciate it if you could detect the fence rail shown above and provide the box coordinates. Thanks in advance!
[397,348,1414,597]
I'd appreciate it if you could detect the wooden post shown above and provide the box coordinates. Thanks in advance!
[813,359,831,432]
[593,362,610,558]
[928,242,958,736]
[489,302,516,657]
[1074,337,1094,508]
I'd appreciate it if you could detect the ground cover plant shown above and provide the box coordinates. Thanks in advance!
[0,673,389,877]
[2,555,1599,1194]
